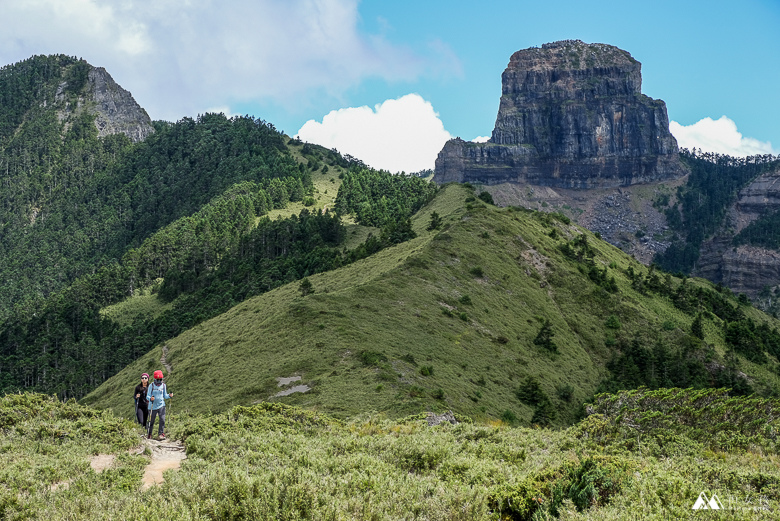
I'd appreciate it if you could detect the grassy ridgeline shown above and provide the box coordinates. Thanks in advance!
[83,183,780,425]
[4,391,780,519]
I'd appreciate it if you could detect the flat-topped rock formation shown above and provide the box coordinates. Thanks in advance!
[434,40,684,189]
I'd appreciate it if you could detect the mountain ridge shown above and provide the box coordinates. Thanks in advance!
[83,183,780,423]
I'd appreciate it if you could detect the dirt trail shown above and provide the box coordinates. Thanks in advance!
[90,454,116,472]
[160,343,172,375]
[140,438,186,490]
[49,440,185,493]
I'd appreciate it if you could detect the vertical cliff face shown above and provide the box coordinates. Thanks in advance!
[435,40,684,188]
[695,167,780,299]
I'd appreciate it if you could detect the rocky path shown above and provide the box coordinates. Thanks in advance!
[140,438,187,490]
[57,439,187,491]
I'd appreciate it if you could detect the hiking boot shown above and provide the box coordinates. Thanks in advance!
[147,434,152,439]
[159,433,166,440]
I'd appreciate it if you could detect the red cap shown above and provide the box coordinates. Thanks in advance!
[153,370,164,379]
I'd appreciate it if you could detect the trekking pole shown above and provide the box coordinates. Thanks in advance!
[134,398,138,424]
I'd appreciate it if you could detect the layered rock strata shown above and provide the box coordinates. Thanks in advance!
[695,167,780,298]
[435,40,684,188]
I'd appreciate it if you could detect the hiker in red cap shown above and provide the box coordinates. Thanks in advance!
[134,373,150,427]
[146,370,173,440]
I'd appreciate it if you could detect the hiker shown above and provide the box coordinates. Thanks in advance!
[134,373,150,427]
[146,370,173,440]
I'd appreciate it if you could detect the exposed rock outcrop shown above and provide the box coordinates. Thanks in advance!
[55,65,153,143]
[434,40,684,189]
[733,168,780,215]
[483,179,682,264]
[695,167,780,299]
[426,411,459,426]
[87,67,154,142]
[697,241,780,299]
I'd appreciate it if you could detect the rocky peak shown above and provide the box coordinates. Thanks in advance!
[53,64,153,143]
[86,67,154,142]
[435,40,684,189]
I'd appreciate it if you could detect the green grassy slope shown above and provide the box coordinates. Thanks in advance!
[83,184,780,422]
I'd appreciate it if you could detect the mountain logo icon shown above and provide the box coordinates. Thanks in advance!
[692,492,724,510]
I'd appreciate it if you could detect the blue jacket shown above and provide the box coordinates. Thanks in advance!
[146,381,171,411]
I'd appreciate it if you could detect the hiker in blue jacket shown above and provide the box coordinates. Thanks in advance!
[146,370,173,440]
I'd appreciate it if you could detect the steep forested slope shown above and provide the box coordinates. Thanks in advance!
[0,55,309,321]
[0,154,436,399]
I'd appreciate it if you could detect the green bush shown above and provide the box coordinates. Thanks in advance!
[478,191,495,205]
[501,409,518,425]
[489,456,634,520]
[469,266,485,278]
[605,315,621,330]
[557,383,575,402]
[400,353,417,365]
[359,350,387,366]
[533,319,557,352]
[408,386,425,398]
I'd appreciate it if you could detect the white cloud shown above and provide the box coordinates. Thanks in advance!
[204,106,239,119]
[296,94,452,173]
[670,116,776,157]
[471,136,491,143]
[0,0,449,121]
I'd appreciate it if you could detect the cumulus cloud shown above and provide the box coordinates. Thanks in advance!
[0,0,452,121]
[296,94,452,173]
[471,136,491,143]
[670,116,776,157]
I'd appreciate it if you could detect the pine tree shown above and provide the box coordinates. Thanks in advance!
[691,313,704,340]
[299,277,314,296]
[427,211,442,231]
[533,319,556,352]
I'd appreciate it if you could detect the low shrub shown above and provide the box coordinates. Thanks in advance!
[489,456,634,520]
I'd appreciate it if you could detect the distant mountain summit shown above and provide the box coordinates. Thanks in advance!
[84,66,154,142]
[0,55,152,144]
[434,40,684,188]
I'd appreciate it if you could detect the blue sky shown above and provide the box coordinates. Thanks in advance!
[1,0,777,171]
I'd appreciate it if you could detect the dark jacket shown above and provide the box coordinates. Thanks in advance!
[134,384,150,410]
